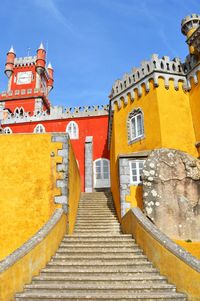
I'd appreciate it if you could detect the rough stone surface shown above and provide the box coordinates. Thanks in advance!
[143,148,200,240]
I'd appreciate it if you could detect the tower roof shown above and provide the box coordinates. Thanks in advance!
[8,46,15,54]
[38,42,45,50]
[47,62,53,69]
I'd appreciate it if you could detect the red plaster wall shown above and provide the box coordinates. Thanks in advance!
[2,115,109,191]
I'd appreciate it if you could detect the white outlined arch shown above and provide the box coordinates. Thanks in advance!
[33,124,46,133]
[66,121,79,139]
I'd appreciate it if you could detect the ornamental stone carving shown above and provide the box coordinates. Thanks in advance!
[143,148,200,240]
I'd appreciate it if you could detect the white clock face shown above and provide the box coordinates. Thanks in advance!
[17,71,32,85]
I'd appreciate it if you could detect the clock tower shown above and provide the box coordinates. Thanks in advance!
[0,43,54,117]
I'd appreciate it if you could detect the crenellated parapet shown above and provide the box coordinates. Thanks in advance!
[14,56,36,67]
[1,104,109,125]
[110,54,187,110]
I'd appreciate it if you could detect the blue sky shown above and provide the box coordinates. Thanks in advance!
[0,0,200,107]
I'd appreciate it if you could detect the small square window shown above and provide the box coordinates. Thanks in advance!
[129,160,145,185]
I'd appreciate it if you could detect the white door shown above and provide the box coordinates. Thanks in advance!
[94,159,110,188]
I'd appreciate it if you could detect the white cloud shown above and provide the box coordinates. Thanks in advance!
[34,0,73,31]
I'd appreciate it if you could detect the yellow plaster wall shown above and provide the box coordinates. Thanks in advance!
[110,82,161,219]
[0,134,62,260]
[175,240,200,260]
[122,210,200,301]
[188,72,200,144]
[110,78,199,219]
[125,185,143,211]
[156,79,198,157]
[0,211,67,301]
[68,140,81,234]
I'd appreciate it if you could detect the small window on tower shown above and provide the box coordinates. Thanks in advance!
[34,124,46,134]
[66,121,79,139]
[4,127,12,134]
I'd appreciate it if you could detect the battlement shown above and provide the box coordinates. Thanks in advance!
[1,104,109,125]
[110,54,185,99]
[181,14,200,36]
[14,56,36,67]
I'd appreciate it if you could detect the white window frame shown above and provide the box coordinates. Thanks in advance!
[129,160,145,185]
[14,107,24,117]
[33,124,46,133]
[66,121,79,139]
[130,112,144,141]
[4,127,12,134]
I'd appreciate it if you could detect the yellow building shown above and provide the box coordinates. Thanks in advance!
[108,14,200,220]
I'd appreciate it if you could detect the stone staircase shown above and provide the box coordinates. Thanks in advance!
[15,191,187,300]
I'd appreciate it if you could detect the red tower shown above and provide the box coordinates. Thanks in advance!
[0,43,53,116]
[0,45,110,192]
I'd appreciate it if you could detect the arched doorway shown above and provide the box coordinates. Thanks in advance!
[93,158,110,189]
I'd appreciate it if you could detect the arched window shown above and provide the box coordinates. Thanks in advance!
[93,158,110,189]
[14,107,24,117]
[66,121,79,139]
[4,127,12,134]
[34,124,46,133]
[127,108,144,144]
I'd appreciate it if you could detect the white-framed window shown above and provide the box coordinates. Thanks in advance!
[130,113,144,140]
[127,108,144,143]
[66,121,79,139]
[129,160,145,185]
[33,124,46,133]
[4,127,12,134]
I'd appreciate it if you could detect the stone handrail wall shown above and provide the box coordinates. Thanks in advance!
[1,104,109,125]
[121,208,200,300]
[0,208,67,301]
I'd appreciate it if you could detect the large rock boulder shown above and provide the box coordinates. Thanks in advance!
[143,148,200,240]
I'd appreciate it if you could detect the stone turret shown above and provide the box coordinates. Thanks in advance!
[5,46,16,78]
[181,14,200,55]
[36,42,46,75]
[47,62,54,92]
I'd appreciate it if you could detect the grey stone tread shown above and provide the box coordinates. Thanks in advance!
[33,274,167,282]
[15,192,186,301]
[15,291,186,300]
[42,267,157,273]
[53,254,147,260]
[24,283,176,290]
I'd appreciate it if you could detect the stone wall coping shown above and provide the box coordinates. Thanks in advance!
[130,207,200,273]
[118,150,151,159]
[0,208,64,273]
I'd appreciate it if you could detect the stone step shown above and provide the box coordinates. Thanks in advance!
[53,254,147,260]
[78,205,114,208]
[55,250,142,257]
[74,227,121,231]
[59,241,135,247]
[73,230,121,233]
[57,248,142,254]
[24,283,176,292]
[77,213,116,216]
[62,236,133,242]
[47,261,152,268]
[64,233,128,237]
[58,244,140,250]
[15,291,186,300]
[76,217,119,222]
[33,274,167,283]
[75,222,120,226]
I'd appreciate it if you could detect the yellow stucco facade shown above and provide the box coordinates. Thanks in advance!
[110,78,198,220]
[0,134,62,260]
